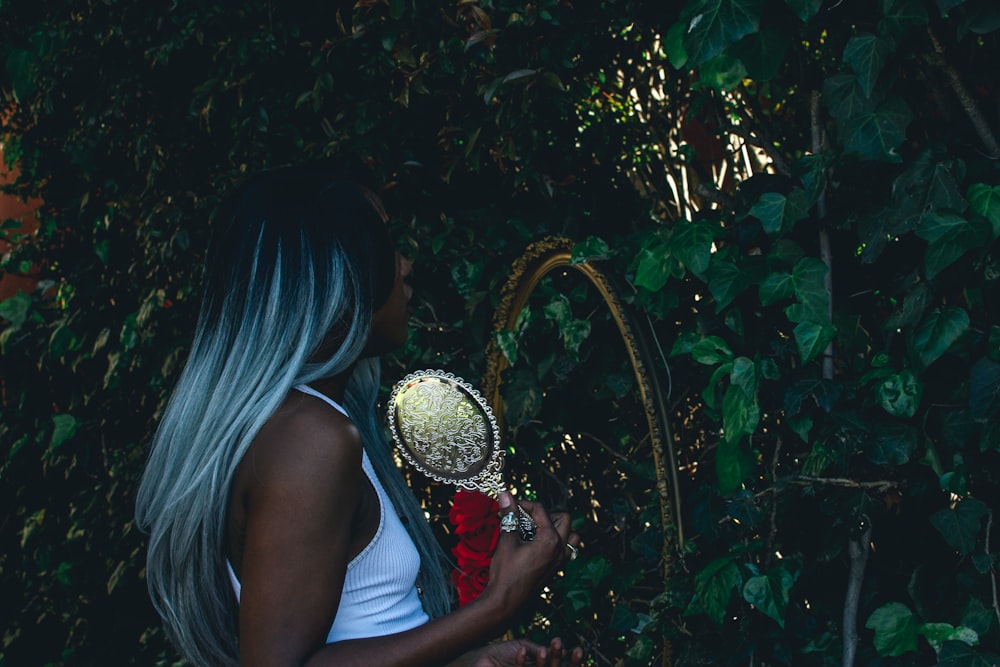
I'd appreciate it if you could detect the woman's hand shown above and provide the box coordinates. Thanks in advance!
[478,491,582,617]
[462,637,585,667]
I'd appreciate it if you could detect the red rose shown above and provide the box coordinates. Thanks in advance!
[449,490,500,606]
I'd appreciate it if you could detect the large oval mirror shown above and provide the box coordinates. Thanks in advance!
[482,237,683,667]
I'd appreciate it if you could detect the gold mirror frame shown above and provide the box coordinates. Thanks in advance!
[482,236,683,665]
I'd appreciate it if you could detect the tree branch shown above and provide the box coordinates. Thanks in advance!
[843,523,872,667]
[926,27,1000,159]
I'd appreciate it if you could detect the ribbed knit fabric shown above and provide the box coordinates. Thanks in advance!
[226,385,429,642]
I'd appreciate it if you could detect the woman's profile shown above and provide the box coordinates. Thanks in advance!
[135,163,584,667]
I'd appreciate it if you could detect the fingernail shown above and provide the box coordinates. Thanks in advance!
[498,490,513,509]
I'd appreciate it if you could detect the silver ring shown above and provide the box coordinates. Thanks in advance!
[566,542,579,561]
[500,511,518,533]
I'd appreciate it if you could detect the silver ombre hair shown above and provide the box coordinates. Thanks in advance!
[135,168,450,666]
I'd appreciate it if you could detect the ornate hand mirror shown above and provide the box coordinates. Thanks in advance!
[387,369,535,539]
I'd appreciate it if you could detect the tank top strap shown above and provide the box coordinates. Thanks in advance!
[292,384,350,419]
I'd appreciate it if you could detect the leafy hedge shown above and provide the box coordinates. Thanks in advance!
[1,0,999,665]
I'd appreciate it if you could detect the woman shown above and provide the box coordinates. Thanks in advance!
[135,164,584,667]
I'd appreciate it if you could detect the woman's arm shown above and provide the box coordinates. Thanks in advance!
[236,402,572,667]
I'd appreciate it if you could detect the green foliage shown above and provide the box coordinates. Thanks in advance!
[2,0,1000,665]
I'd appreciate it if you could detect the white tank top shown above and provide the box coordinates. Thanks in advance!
[227,384,429,642]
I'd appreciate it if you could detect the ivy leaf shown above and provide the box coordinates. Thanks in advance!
[963,5,1000,35]
[793,321,835,364]
[784,0,822,22]
[451,258,484,299]
[543,295,572,326]
[880,0,929,39]
[822,73,873,123]
[50,414,79,449]
[891,152,968,228]
[865,602,919,657]
[925,236,970,279]
[919,623,979,653]
[790,257,831,324]
[842,96,913,163]
[561,319,592,362]
[787,414,813,442]
[571,236,611,264]
[730,23,793,82]
[742,565,795,627]
[843,33,890,98]
[784,378,842,414]
[699,53,748,90]
[937,641,1000,667]
[936,0,967,16]
[759,271,794,305]
[730,356,758,395]
[669,220,719,281]
[969,357,1000,423]
[801,436,839,475]
[869,421,920,465]
[876,369,923,418]
[665,21,690,69]
[691,336,734,365]
[670,331,703,357]
[634,242,680,292]
[884,283,932,330]
[503,368,543,429]
[682,0,765,67]
[967,183,1000,237]
[0,290,32,328]
[912,307,969,369]
[929,497,988,555]
[748,190,809,234]
[704,361,734,410]
[493,329,518,366]
[717,435,754,492]
[624,635,655,663]
[916,210,968,244]
[708,255,749,310]
[686,555,740,624]
[48,323,79,359]
[722,384,760,444]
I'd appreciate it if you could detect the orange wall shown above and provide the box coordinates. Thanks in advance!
[0,141,41,302]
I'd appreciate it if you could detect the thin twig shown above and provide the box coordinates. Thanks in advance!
[843,523,872,667]
[790,476,898,491]
[988,510,1000,629]
[694,183,736,210]
[579,432,630,463]
[765,437,782,568]
[811,90,835,382]
[926,27,1000,158]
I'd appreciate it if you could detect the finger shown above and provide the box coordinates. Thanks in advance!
[570,646,584,666]
[548,511,572,542]
[516,499,557,535]
[547,638,563,667]
[496,491,522,547]
[515,644,527,667]
[498,490,514,512]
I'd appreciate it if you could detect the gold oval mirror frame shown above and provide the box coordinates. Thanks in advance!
[482,236,683,666]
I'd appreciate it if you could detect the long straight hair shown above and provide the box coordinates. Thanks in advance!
[135,167,450,666]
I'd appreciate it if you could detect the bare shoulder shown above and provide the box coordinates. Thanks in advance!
[245,391,363,492]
